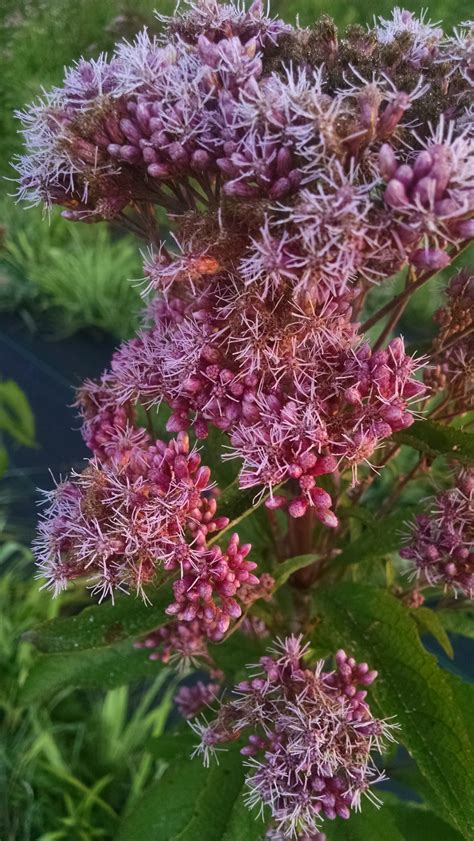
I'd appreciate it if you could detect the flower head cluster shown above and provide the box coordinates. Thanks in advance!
[175,680,221,718]
[444,21,474,86]
[374,8,443,54]
[34,427,261,639]
[106,295,425,524]
[15,5,474,254]
[134,618,212,666]
[17,4,473,522]
[380,123,474,269]
[34,430,212,598]
[191,635,394,837]
[401,469,474,597]
[425,268,474,407]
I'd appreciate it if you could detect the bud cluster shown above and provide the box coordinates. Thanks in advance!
[191,636,395,837]
[175,680,221,718]
[401,469,474,597]
[424,268,474,409]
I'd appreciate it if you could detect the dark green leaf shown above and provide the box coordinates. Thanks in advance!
[24,581,173,653]
[118,742,266,841]
[313,584,474,838]
[273,554,317,588]
[147,726,196,761]
[332,795,466,841]
[326,798,405,841]
[209,631,267,681]
[20,640,164,702]
[438,609,474,640]
[221,794,265,841]
[386,800,465,841]
[412,607,454,658]
[334,508,420,568]
[393,420,474,466]
[446,674,474,753]
[0,379,35,447]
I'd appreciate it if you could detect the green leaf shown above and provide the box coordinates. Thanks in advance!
[385,799,465,841]
[20,640,165,702]
[412,607,454,658]
[325,798,405,841]
[147,726,196,761]
[221,794,265,841]
[446,675,474,753]
[334,508,419,568]
[313,583,474,838]
[438,609,474,639]
[393,420,474,466]
[273,554,317,588]
[209,631,267,681]
[118,742,266,841]
[24,581,173,653]
[0,379,35,447]
[330,796,466,841]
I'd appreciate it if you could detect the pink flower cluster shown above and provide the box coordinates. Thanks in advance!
[380,124,474,271]
[425,268,474,406]
[401,469,474,597]
[175,680,221,719]
[192,635,394,837]
[34,425,261,638]
[34,430,211,598]
[16,3,474,526]
[106,295,425,525]
[15,6,474,266]
[134,619,211,666]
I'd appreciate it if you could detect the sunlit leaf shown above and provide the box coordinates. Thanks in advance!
[24,581,173,653]
[313,583,474,839]
[118,742,266,841]
[393,420,474,466]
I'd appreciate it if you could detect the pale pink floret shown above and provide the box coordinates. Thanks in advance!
[401,469,474,597]
[192,635,396,837]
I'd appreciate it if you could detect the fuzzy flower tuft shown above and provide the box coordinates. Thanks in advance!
[401,469,474,597]
[191,635,396,837]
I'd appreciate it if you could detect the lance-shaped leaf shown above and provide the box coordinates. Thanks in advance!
[20,641,165,703]
[313,583,474,839]
[326,797,464,841]
[393,420,474,466]
[273,553,318,587]
[438,609,474,640]
[118,742,266,841]
[24,581,173,653]
[412,606,454,658]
